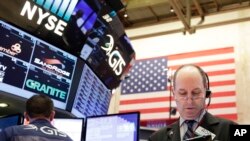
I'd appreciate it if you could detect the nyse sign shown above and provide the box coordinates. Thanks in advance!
[101,35,126,76]
[20,1,66,36]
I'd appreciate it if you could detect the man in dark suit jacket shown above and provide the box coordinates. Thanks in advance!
[149,64,236,141]
[0,94,73,141]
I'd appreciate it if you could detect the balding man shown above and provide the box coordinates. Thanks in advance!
[149,64,236,141]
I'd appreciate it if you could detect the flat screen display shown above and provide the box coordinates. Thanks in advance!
[85,112,140,141]
[0,0,101,55]
[52,118,84,141]
[79,8,135,88]
[0,114,23,133]
[0,0,135,89]
[0,20,77,109]
[71,64,112,118]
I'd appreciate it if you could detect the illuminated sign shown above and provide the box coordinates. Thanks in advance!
[0,65,7,71]
[33,0,78,21]
[20,0,78,36]
[34,58,70,77]
[26,79,67,101]
[0,19,77,109]
[101,34,126,76]
[0,43,22,56]
[0,64,7,82]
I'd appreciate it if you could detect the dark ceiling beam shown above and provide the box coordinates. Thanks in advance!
[186,0,191,26]
[168,0,206,34]
[148,6,160,21]
[212,0,219,11]
[169,0,194,34]
[193,0,205,24]
[175,0,185,13]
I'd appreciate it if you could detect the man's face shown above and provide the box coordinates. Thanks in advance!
[173,67,206,120]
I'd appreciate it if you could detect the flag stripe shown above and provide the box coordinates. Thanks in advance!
[209,74,235,82]
[169,58,234,70]
[120,97,171,105]
[211,91,235,97]
[200,64,235,72]
[210,85,235,93]
[120,91,169,100]
[166,80,235,90]
[168,53,234,66]
[208,102,236,109]
[210,80,235,87]
[207,69,235,76]
[167,47,234,60]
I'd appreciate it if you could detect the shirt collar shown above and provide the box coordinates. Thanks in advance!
[179,109,206,126]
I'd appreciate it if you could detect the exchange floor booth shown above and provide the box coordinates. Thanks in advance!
[0,0,141,141]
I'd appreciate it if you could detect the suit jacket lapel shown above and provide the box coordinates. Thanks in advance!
[167,121,181,141]
[199,112,219,135]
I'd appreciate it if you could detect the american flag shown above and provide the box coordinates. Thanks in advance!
[119,47,237,122]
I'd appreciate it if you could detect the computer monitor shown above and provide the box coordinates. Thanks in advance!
[0,114,23,132]
[84,112,140,141]
[0,0,135,90]
[52,118,85,141]
[0,19,78,110]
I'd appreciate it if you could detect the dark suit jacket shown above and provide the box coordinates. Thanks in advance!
[148,112,236,141]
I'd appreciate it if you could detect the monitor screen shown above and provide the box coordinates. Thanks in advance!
[0,0,135,89]
[79,6,135,89]
[0,0,104,55]
[0,19,78,110]
[0,114,23,133]
[84,112,140,141]
[70,63,112,118]
[52,118,84,141]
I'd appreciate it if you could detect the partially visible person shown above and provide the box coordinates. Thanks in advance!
[0,94,73,141]
[149,64,237,141]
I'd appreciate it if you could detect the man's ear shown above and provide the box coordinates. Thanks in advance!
[24,112,30,123]
[49,110,55,121]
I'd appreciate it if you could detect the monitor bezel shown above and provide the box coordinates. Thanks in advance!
[0,19,78,110]
[0,113,24,126]
[84,112,140,141]
[52,117,85,141]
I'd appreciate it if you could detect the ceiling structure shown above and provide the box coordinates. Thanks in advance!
[118,0,250,33]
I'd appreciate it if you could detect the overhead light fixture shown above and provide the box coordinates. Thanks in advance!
[124,13,128,18]
[0,103,9,108]
[170,7,174,13]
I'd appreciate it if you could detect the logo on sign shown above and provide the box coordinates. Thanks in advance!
[20,0,78,36]
[34,58,70,77]
[25,79,67,101]
[0,43,22,56]
[33,0,78,21]
[101,34,126,76]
